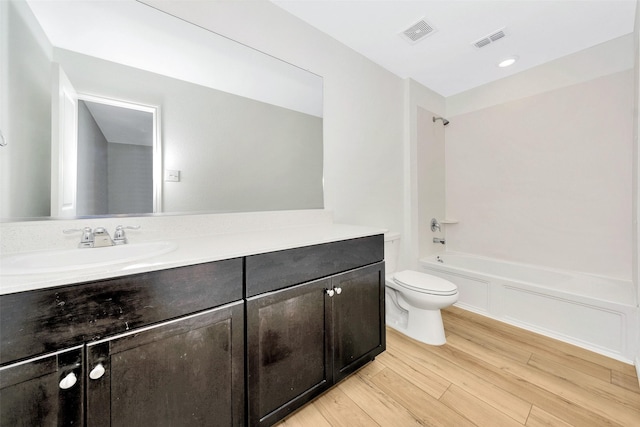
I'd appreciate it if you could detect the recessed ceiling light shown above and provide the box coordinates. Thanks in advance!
[498,56,518,68]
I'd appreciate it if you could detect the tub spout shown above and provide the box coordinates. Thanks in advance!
[433,237,445,245]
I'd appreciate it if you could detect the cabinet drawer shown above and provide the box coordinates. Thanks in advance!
[245,234,383,297]
[0,258,243,365]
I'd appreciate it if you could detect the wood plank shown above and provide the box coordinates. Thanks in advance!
[353,358,385,379]
[445,333,640,426]
[525,406,573,427]
[439,384,523,427]
[527,353,640,411]
[312,387,378,427]
[611,369,640,394]
[443,309,615,383]
[444,307,634,374]
[337,372,424,426]
[442,309,534,364]
[276,306,640,427]
[411,330,622,427]
[278,401,332,427]
[386,328,533,424]
[375,349,451,399]
[367,368,475,427]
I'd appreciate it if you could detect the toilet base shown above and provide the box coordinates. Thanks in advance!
[388,307,447,346]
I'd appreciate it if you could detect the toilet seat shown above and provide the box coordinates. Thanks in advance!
[393,270,457,296]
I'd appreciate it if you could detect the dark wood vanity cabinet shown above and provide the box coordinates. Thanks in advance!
[245,235,385,427]
[0,234,385,427]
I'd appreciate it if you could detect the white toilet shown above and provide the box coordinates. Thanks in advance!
[384,232,458,345]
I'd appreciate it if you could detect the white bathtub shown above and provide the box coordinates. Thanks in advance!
[420,253,638,363]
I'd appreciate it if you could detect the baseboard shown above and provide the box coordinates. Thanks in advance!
[636,356,640,387]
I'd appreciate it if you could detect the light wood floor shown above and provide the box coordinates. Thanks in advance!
[276,306,640,427]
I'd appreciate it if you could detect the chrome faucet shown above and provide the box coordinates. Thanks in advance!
[64,225,140,248]
[433,237,445,245]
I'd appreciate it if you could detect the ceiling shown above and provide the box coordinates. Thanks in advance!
[82,100,153,147]
[271,0,637,97]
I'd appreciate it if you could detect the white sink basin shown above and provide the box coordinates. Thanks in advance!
[0,241,178,276]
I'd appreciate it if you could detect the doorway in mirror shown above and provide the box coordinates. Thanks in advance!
[74,96,160,216]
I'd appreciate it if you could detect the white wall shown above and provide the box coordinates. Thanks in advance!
[447,35,634,117]
[416,107,447,260]
[444,48,634,280]
[107,143,153,215]
[405,80,446,269]
[0,0,52,219]
[77,101,108,215]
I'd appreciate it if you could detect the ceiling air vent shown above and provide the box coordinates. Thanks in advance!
[472,28,507,48]
[400,18,437,44]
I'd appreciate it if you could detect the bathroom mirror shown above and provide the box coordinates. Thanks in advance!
[0,0,324,221]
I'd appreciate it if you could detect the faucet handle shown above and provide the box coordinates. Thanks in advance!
[113,225,141,245]
[63,227,94,248]
[63,226,89,235]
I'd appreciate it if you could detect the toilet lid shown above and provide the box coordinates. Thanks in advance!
[393,270,458,296]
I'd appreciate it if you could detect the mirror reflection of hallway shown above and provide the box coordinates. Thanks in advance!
[77,98,155,216]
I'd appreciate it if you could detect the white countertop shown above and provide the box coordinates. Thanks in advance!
[0,223,385,295]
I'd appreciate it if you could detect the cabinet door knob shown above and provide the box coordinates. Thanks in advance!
[89,363,106,380]
[325,289,335,297]
[59,372,77,390]
[334,287,342,295]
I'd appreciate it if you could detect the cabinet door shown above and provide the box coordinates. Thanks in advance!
[247,278,332,427]
[331,262,385,383]
[0,345,84,427]
[86,302,244,427]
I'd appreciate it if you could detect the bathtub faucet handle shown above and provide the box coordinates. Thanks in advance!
[430,218,441,232]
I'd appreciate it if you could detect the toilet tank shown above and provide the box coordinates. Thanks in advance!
[384,232,401,275]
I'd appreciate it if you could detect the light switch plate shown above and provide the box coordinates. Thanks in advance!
[164,169,180,182]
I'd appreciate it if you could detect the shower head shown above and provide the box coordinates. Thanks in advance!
[433,116,450,126]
